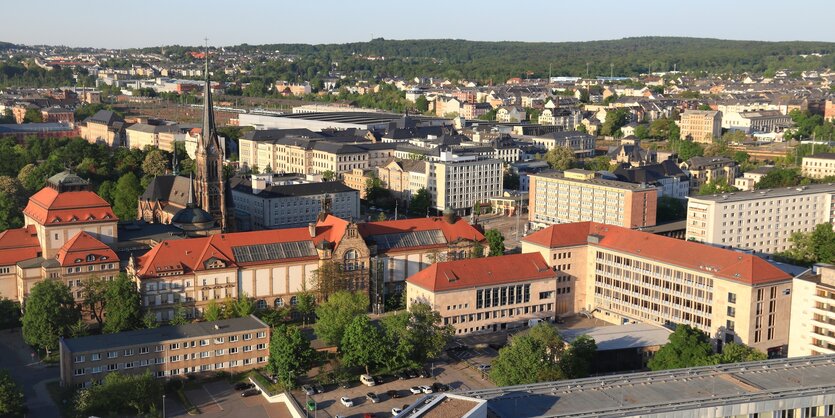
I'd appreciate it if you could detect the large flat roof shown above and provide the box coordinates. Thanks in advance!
[560,323,671,351]
[454,354,835,418]
[530,170,654,191]
[688,183,835,203]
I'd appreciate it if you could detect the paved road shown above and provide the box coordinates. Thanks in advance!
[0,328,61,417]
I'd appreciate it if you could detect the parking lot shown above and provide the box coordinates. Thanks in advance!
[168,380,292,418]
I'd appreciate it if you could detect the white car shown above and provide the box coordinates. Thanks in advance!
[419,385,434,394]
[340,396,354,407]
[409,386,422,394]
[360,373,376,387]
[392,407,403,416]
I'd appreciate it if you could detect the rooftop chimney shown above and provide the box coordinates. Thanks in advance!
[308,222,317,238]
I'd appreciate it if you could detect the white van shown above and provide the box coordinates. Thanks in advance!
[360,374,376,387]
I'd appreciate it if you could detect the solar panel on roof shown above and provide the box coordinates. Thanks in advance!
[232,241,316,263]
[372,229,446,250]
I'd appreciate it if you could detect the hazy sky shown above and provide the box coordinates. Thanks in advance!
[3,0,834,48]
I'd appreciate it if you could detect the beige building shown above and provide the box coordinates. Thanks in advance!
[342,168,374,199]
[679,156,739,194]
[679,109,722,143]
[733,166,774,191]
[376,159,429,203]
[431,152,503,214]
[406,253,560,335]
[802,153,835,179]
[59,316,270,388]
[686,183,835,254]
[78,110,125,147]
[522,222,794,356]
[528,169,657,229]
[125,123,183,151]
[789,264,835,357]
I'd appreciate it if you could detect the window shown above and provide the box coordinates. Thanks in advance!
[107,363,118,371]
[243,333,252,341]
[727,292,736,304]
[214,337,224,344]
[257,331,266,338]
[256,299,267,310]
[169,343,180,350]
[200,339,209,347]
[107,351,118,359]
[727,307,736,318]
[256,343,266,350]
[200,351,211,359]
[344,249,359,271]
[243,345,253,352]
[229,335,238,343]
[229,347,238,354]
[139,347,149,355]
[215,349,225,356]
[74,355,85,363]
[726,320,735,331]
[74,368,85,376]
[274,298,284,307]
[90,353,100,361]
[124,349,134,356]
[290,296,298,306]
[169,355,181,362]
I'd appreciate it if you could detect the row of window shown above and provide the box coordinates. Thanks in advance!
[73,332,267,363]
[475,284,531,309]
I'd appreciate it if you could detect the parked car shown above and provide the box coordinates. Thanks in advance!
[360,374,376,387]
[397,371,409,380]
[419,385,433,394]
[373,375,385,385]
[476,364,491,372]
[406,369,418,379]
[234,382,254,391]
[432,383,450,392]
[419,369,430,378]
[301,384,315,396]
[387,389,401,399]
[306,400,316,411]
[391,408,403,416]
[313,383,325,393]
[367,392,381,403]
[409,386,422,395]
[340,396,354,407]
[339,380,352,389]
[241,388,261,397]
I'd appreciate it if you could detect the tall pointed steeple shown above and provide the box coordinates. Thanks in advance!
[187,173,194,207]
[201,41,216,148]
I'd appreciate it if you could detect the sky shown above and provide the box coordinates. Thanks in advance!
[3,0,834,49]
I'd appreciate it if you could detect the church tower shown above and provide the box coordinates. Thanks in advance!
[194,44,234,231]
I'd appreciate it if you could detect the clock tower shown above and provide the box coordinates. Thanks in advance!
[194,44,234,231]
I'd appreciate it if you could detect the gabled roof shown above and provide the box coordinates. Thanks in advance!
[140,175,191,205]
[55,232,118,267]
[358,217,484,254]
[522,222,792,285]
[0,225,41,266]
[406,253,553,292]
[85,110,123,125]
[23,187,117,225]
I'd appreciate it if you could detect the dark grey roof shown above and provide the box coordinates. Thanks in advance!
[538,131,595,141]
[311,141,366,154]
[232,180,358,199]
[241,128,321,142]
[85,110,123,125]
[0,123,74,133]
[140,175,190,205]
[808,153,835,160]
[614,160,687,184]
[127,123,180,134]
[61,315,269,353]
[171,206,215,231]
[47,171,88,187]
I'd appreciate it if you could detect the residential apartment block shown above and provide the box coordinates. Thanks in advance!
[230,177,359,230]
[430,152,503,214]
[78,110,125,148]
[802,153,835,179]
[679,109,722,143]
[530,131,595,158]
[686,183,835,254]
[522,222,794,355]
[679,156,739,195]
[734,166,774,191]
[789,264,835,357]
[406,253,559,335]
[723,110,791,134]
[60,316,270,388]
[528,169,657,229]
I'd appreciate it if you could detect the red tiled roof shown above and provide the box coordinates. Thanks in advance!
[55,232,118,267]
[406,253,553,292]
[358,217,485,253]
[522,222,791,285]
[23,187,117,225]
[0,225,41,266]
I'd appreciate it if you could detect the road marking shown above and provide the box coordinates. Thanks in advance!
[203,385,224,411]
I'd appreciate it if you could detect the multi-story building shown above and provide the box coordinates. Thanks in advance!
[78,110,125,147]
[495,106,525,123]
[679,156,739,194]
[537,108,583,131]
[59,315,270,388]
[230,177,359,230]
[789,264,835,357]
[522,222,794,355]
[342,168,375,199]
[686,183,835,254]
[238,129,322,173]
[376,159,429,203]
[40,107,75,125]
[733,166,774,191]
[405,253,558,335]
[802,153,835,179]
[528,169,657,229]
[530,131,595,157]
[723,110,791,134]
[129,213,483,320]
[679,109,722,143]
[430,152,503,214]
[125,123,181,150]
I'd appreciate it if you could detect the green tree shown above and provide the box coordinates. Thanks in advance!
[295,291,316,326]
[321,170,335,181]
[341,315,385,375]
[0,298,21,330]
[96,180,116,205]
[780,223,835,265]
[102,274,142,333]
[657,196,687,222]
[23,108,43,123]
[485,229,505,256]
[142,311,159,329]
[415,95,429,113]
[314,291,369,346]
[671,139,704,161]
[470,241,485,258]
[713,343,767,364]
[311,261,350,301]
[22,280,79,356]
[491,323,568,386]
[562,335,598,378]
[233,294,256,317]
[648,324,713,371]
[141,149,168,177]
[405,303,452,364]
[756,167,803,189]
[169,303,188,325]
[70,319,89,338]
[634,124,650,140]
[375,211,387,222]
[697,178,737,195]
[203,299,222,322]
[73,370,161,417]
[585,156,613,172]
[0,191,23,231]
[601,108,630,136]
[0,370,25,417]
[112,172,141,221]
[543,146,576,170]
[267,325,315,389]
[408,187,432,216]
[80,277,108,327]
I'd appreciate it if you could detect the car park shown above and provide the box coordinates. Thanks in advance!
[302,384,316,395]
[241,388,261,397]
[340,396,354,407]
[313,383,325,393]
[367,392,381,403]
[419,385,433,394]
[387,389,401,398]
[406,369,418,379]
[431,383,449,392]
[374,375,385,385]
[234,382,255,391]
[397,371,409,380]
[339,380,352,389]
[477,364,491,372]
[409,386,422,395]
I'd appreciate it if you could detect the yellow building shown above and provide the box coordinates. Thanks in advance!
[789,264,835,357]
[78,110,125,147]
[802,153,835,179]
[679,109,722,143]
[521,222,793,356]
[528,169,657,229]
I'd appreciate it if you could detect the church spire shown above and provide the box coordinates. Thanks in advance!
[187,173,194,207]
[202,39,216,148]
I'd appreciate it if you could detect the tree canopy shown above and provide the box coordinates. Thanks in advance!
[341,315,385,375]
[543,146,576,170]
[22,280,80,355]
[313,291,369,346]
[267,325,315,388]
[485,229,505,257]
[0,370,25,417]
[647,325,714,371]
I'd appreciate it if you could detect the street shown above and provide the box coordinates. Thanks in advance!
[0,328,60,417]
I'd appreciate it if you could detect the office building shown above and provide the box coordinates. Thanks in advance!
[522,222,794,355]
[59,316,270,388]
[430,151,504,214]
[528,169,657,229]
[686,183,835,254]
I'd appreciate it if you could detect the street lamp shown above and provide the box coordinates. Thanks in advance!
[162,394,166,418]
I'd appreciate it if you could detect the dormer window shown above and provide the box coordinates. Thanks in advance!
[52,218,62,223]
[87,215,95,220]
[86,255,96,262]
[74,258,82,263]
[101,256,108,261]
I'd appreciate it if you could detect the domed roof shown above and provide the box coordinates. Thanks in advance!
[171,207,215,231]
